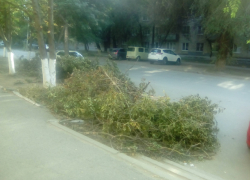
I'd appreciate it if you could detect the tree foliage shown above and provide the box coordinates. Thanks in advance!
[192,0,250,68]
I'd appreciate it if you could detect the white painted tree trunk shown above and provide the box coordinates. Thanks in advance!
[3,47,6,57]
[41,59,51,88]
[8,52,15,74]
[49,59,56,87]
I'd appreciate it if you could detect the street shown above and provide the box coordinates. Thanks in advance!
[104,59,250,180]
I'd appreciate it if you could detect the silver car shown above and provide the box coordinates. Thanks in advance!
[56,51,84,59]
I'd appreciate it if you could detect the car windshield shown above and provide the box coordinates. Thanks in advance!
[163,50,170,54]
[151,49,161,53]
[127,48,135,52]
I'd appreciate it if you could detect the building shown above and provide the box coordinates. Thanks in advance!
[140,16,250,60]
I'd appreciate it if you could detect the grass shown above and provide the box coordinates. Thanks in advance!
[182,55,250,68]
[181,56,215,64]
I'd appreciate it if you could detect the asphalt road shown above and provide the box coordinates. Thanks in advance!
[101,59,250,180]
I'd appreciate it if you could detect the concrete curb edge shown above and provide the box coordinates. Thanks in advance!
[48,120,225,180]
[12,91,40,107]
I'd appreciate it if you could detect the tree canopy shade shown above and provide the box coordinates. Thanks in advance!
[192,0,250,68]
[1,0,250,70]
[0,0,28,74]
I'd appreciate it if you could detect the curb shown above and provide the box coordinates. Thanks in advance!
[12,91,40,106]
[48,120,225,180]
[0,85,40,107]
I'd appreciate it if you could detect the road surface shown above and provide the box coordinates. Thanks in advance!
[105,59,250,180]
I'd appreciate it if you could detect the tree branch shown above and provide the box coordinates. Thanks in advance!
[3,0,33,19]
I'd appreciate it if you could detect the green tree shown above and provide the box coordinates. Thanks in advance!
[0,0,28,74]
[193,0,250,68]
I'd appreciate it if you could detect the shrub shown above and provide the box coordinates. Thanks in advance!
[56,55,99,79]
[19,58,222,161]
[17,56,42,77]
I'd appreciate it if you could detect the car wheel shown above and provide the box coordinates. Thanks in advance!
[118,56,122,60]
[176,58,181,65]
[136,56,141,61]
[163,57,168,65]
[150,61,154,64]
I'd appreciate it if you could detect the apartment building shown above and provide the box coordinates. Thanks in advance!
[141,17,250,59]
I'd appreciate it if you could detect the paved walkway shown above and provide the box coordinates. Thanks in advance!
[0,88,156,180]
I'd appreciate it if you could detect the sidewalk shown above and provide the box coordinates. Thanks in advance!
[0,88,155,180]
[180,61,250,80]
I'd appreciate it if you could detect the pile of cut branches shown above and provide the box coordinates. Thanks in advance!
[20,57,222,161]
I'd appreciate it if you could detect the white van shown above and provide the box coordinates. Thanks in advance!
[126,46,149,61]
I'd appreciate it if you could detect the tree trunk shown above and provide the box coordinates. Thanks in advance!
[84,41,89,51]
[95,42,101,50]
[32,0,51,88]
[57,27,64,47]
[113,35,117,48]
[104,28,111,52]
[205,37,213,58]
[151,25,155,48]
[48,0,56,87]
[0,4,15,74]
[3,47,6,57]
[216,31,232,70]
[64,22,69,55]
[139,24,143,47]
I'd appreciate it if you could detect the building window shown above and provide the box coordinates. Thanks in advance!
[155,27,159,36]
[143,28,150,36]
[144,42,149,48]
[197,26,203,35]
[182,43,189,51]
[182,26,190,34]
[131,29,137,36]
[155,42,159,48]
[233,44,241,53]
[196,43,204,51]
[166,42,175,50]
[142,15,149,21]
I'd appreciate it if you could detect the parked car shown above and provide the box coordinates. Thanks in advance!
[126,46,149,61]
[30,43,39,50]
[109,48,127,60]
[148,48,181,65]
[56,51,84,59]
[45,44,49,51]
[247,122,250,148]
[0,41,4,47]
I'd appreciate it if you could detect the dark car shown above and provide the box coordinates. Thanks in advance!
[0,41,4,47]
[109,48,127,60]
[30,43,39,50]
